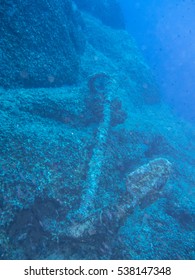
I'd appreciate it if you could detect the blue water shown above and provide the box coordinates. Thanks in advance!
[0,0,194,260]
[119,0,195,123]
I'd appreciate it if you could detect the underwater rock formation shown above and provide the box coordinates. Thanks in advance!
[1,0,193,261]
[0,0,85,88]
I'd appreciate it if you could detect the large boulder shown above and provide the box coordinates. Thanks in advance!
[0,0,85,88]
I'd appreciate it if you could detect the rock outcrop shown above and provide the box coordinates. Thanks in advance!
[0,0,85,88]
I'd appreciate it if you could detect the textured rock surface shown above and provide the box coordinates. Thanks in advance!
[81,13,160,105]
[73,0,125,29]
[0,1,194,261]
[0,0,85,88]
